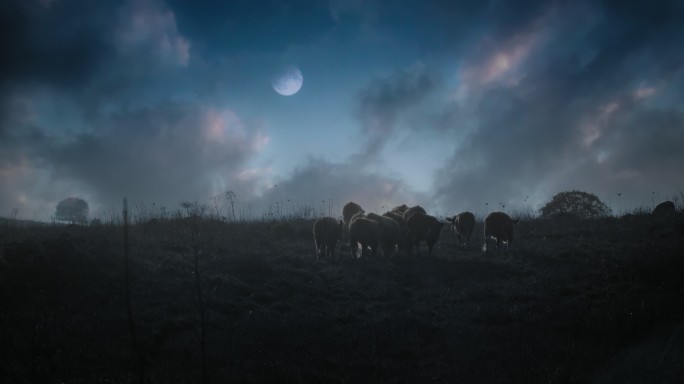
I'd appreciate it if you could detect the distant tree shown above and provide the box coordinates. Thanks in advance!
[55,197,90,224]
[540,190,612,219]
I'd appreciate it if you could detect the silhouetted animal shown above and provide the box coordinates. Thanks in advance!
[390,204,409,214]
[313,217,344,260]
[483,212,519,254]
[366,213,401,257]
[343,202,365,231]
[349,211,366,225]
[652,201,676,217]
[383,211,410,254]
[403,205,427,221]
[446,211,476,248]
[406,212,444,256]
[349,217,381,258]
[383,211,407,228]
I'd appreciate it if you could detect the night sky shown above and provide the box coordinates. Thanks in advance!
[2,0,683,221]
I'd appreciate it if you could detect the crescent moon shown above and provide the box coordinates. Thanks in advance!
[272,66,303,96]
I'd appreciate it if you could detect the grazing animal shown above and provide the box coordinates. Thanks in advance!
[652,201,676,217]
[343,202,365,232]
[383,211,410,254]
[349,217,381,258]
[366,213,401,257]
[348,211,368,253]
[390,204,409,214]
[406,212,445,256]
[383,211,407,229]
[349,211,366,226]
[445,211,476,248]
[403,205,427,221]
[482,212,519,254]
[313,217,343,260]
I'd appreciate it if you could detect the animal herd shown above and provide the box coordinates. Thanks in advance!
[313,201,520,260]
[312,199,681,260]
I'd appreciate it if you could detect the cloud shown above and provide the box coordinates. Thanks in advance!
[236,63,443,218]
[253,157,426,218]
[596,107,684,186]
[0,96,270,218]
[352,63,435,164]
[0,0,116,91]
[2,0,683,221]
[56,103,266,206]
[431,0,684,213]
[458,28,543,92]
[0,0,194,120]
[116,0,191,67]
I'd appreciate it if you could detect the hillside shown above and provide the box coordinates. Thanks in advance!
[1,213,683,383]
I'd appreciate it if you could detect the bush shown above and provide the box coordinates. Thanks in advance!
[55,197,90,225]
[540,190,612,219]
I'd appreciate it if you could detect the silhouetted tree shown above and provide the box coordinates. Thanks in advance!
[540,190,612,219]
[55,197,89,224]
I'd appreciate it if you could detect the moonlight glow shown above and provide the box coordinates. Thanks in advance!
[272,66,303,96]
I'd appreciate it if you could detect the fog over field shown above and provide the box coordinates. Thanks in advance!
[1,0,683,220]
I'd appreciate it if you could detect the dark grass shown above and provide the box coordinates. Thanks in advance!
[1,213,683,383]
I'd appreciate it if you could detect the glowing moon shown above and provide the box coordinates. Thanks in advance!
[272,66,303,96]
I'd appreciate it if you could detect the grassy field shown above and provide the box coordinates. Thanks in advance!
[1,212,683,383]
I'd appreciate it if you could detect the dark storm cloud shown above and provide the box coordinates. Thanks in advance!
[353,64,435,164]
[0,0,194,122]
[0,0,117,90]
[431,0,684,213]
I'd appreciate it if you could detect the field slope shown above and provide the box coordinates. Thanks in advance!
[1,214,683,383]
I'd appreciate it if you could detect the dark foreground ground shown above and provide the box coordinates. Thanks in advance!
[1,213,683,383]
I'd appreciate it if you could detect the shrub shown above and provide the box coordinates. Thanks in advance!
[55,197,90,225]
[540,190,612,219]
